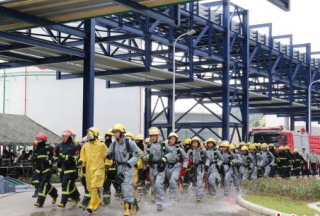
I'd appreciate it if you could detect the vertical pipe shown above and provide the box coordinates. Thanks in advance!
[144,88,151,137]
[306,43,311,133]
[2,69,6,114]
[222,0,230,141]
[82,19,96,137]
[241,9,250,141]
[24,67,27,116]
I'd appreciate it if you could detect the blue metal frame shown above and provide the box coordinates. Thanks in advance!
[0,0,319,141]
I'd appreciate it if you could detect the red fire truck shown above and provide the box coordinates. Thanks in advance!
[247,126,320,154]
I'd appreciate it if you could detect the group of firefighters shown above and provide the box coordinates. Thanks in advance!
[29,124,308,215]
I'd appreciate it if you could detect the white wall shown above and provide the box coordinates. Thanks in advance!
[0,68,143,139]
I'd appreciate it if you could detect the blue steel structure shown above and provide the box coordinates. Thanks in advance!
[0,0,318,141]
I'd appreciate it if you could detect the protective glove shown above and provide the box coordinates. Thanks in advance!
[78,160,83,166]
[107,152,115,160]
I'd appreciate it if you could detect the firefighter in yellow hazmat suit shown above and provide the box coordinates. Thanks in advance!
[78,127,107,213]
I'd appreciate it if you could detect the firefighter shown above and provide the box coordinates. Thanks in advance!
[248,144,261,180]
[238,146,252,181]
[229,143,240,191]
[132,134,145,203]
[30,140,39,198]
[142,127,170,211]
[165,133,188,202]
[126,132,135,141]
[292,149,305,177]
[258,143,275,178]
[79,136,91,210]
[181,139,192,192]
[268,144,279,177]
[103,129,121,205]
[78,127,107,213]
[106,124,142,216]
[31,133,58,208]
[277,146,290,178]
[219,141,235,196]
[188,136,206,202]
[135,135,147,196]
[55,130,81,208]
[284,146,294,177]
[205,138,223,198]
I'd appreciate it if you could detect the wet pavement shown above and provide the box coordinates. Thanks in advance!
[0,186,261,216]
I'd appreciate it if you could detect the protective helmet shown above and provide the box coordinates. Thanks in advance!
[239,142,246,147]
[149,127,160,136]
[62,130,73,137]
[184,138,191,145]
[256,143,261,148]
[144,138,150,144]
[105,129,114,136]
[236,144,240,149]
[241,146,248,151]
[135,135,144,141]
[88,127,99,137]
[268,144,275,148]
[168,133,179,139]
[293,149,299,153]
[191,136,201,144]
[112,124,126,133]
[220,140,230,148]
[70,130,76,137]
[279,146,285,151]
[206,138,217,145]
[36,132,47,142]
[261,143,268,149]
[230,144,236,150]
[246,142,251,146]
[126,132,134,140]
[249,144,256,150]
[284,146,290,150]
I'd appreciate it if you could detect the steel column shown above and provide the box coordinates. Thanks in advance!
[222,0,230,141]
[82,19,96,137]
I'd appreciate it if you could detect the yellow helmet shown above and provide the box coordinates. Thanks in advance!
[256,143,261,148]
[126,132,134,140]
[239,142,246,147]
[241,146,249,151]
[230,144,236,150]
[184,138,191,145]
[191,136,201,144]
[206,138,217,145]
[268,143,275,148]
[249,144,256,150]
[236,144,240,149]
[87,127,100,137]
[261,143,268,149]
[105,129,114,136]
[284,146,290,150]
[135,135,144,141]
[220,140,230,148]
[246,142,251,146]
[144,138,150,144]
[149,127,160,136]
[279,146,285,151]
[168,133,179,139]
[112,124,126,133]
[293,149,299,153]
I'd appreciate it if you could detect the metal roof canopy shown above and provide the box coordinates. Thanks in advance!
[267,0,290,11]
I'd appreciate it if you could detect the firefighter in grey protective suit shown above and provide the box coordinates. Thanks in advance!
[238,146,252,181]
[106,124,142,216]
[229,143,241,192]
[188,136,206,202]
[165,133,189,202]
[219,140,235,196]
[205,138,223,198]
[258,143,275,178]
[248,144,262,180]
[142,127,171,211]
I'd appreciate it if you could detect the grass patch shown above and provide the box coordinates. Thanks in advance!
[242,178,320,202]
[243,194,319,216]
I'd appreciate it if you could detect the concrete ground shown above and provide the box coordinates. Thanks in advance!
[0,186,260,216]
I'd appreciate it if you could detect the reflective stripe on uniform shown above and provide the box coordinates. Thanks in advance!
[37,155,48,159]
[64,169,76,174]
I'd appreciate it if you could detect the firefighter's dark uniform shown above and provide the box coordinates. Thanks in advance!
[31,141,58,207]
[55,140,80,207]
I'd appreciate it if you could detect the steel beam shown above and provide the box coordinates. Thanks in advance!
[82,19,96,136]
